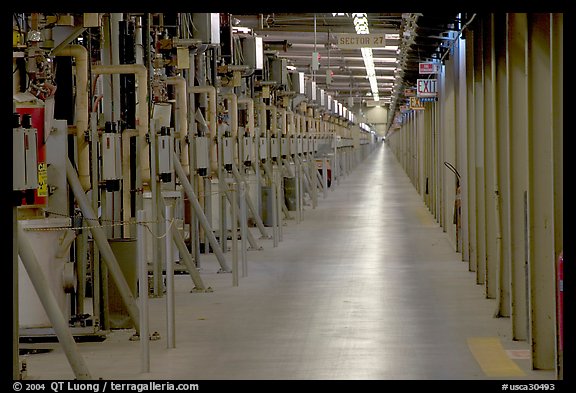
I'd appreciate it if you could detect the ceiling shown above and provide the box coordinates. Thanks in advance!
[233,12,464,120]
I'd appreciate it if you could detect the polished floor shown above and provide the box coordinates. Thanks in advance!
[21,143,556,380]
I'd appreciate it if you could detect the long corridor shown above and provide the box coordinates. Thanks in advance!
[22,144,555,380]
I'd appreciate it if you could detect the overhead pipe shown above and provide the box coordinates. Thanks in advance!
[166,76,189,175]
[66,158,141,332]
[189,85,218,174]
[53,44,90,190]
[92,64,150,184]
[18,225,92,380]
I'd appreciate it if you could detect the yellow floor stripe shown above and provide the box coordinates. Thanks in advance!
[467,337,526,377]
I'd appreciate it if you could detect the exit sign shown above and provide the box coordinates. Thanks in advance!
[417,79,437,97]
[419,62,440,74]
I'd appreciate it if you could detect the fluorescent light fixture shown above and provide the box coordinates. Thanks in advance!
[232,26,252,34]
[352,13,379,101]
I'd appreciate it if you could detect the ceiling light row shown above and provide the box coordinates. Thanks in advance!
[352,13,379,101]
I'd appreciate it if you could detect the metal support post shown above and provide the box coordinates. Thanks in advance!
[239,181,248,277]
[13,207,19,380]
[90,114,101,325]
[137,210,150,373]
[275,169,283,241]
[231,163,269,240]
[322,157,328,198]
[222,180,260,250]
[173,152,231,272]
[77,218,88,315]
[271,171,278,248]
[165,204,175,348]
[150,121,162,297]
[298,161,304,221]
[203,177,212,255]
[158,196,207,291]
[67,158,141,333]
[230,182,239,286]
[293,158,301,223]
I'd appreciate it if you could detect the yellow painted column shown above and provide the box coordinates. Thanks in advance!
[527,12,556,371]
[442,52,457,248]
[494,13,512,318]
[465,27,477,274]
[483,14,499,299]
[473,19,487,286]
[550,12,563,379]
[506,13,530,342]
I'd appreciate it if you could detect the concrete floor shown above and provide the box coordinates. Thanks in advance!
[20,144,556,380]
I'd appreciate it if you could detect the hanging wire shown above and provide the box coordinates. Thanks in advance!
[313,13,317,83]
[443,161,461,186]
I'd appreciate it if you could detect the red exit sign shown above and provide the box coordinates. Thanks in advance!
[417,79,437,97]
[419,62,440,74]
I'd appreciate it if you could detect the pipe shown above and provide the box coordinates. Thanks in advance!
[53,45,90,190]
[230,184,239,287]
[279,108,287,136]
[165,204,175,349]
[166,76,189,175]
[223,93,238,164]
[66,158,141,333]
[136,210,149,373]
[231,163,269,239]
[265,105,278,136]
[238,97,254,138]
[173,151,231,272]
[259,101,267,137]
[18,224,92,380]
[287,109,295,135]
[222,181,261,250]
[297,114,303,134]
[239,181,248,276]
[157,196,206,291]
[13,207,18,380]
[92,64,150,184]
[189,85,218,174]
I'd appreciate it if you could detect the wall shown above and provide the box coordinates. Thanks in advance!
[386,13,563,375]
